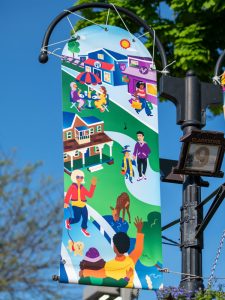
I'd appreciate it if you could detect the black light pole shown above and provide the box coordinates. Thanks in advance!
[160,70,223,292]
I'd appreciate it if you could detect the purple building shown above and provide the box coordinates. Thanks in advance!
[122,56,157,105]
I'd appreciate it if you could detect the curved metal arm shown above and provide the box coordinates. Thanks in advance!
[39,2,168,71]
[214,49,225,79]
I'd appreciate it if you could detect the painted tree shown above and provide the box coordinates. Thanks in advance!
[0,152,80,300]
[68,37,80,58]
[141,212,162,267]
[74,0,225,115]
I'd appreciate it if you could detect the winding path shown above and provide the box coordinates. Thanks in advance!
[106,131,161,206]
[61,204,141,287]
[62,65,158,133]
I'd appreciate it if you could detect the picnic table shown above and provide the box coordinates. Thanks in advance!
[80,92,100,109]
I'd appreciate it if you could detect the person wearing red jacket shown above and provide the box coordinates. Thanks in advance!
[64,169,97,237]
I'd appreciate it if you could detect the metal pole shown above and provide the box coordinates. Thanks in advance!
[179,71,204,291]
[180,175,204,291]
[120,288,131,300]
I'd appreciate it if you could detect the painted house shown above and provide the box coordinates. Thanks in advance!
[83,48,128,86]
[122,56,158,105]
[63,112,114,172]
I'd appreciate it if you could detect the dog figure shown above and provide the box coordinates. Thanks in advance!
[67,240,84,256]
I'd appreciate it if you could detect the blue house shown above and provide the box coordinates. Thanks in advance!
[83,48,128,86]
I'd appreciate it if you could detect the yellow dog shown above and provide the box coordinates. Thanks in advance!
[67,240,84,256]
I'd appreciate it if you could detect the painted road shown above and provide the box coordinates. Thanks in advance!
[106,131,161,206]
[61,65,159,133]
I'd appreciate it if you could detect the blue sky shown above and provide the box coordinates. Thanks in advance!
[0,1,224,299]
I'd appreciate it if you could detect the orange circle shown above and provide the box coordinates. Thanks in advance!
[120,39,131,49]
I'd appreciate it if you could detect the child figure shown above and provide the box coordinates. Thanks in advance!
[121,145,135,183]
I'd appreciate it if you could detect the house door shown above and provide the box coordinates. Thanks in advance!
[93,68,102,80]
[134,79,141,90]
[85,148,90,158]
[129,78,139,95]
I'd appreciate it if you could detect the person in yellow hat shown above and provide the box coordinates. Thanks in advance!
[121,145,135,183]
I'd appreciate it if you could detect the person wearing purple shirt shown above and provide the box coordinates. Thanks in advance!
[133,131,151,181]
[70,82,85,111]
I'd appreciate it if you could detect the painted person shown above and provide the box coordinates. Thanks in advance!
[135,81,147,101]
[134,81,153,116]
[70,82,85,111]
[133,131,151,181]
[121,145,135,183]
[95,86,108,112]
[64,170,97,237]
[80,217,144,288]
[79,247,133,287]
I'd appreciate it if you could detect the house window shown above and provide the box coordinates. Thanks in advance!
[129,59,139,67]
[90,127,94,135]
[66,131,72,139]
[96,125,102,132]
[64,153,68,159]
[98,53,104,60]
[104,71,111,83]
[94,61,102,68]
[85,66,91,72]
[74,150,79,157]
[95,146,100,153]
[146,83,157,96]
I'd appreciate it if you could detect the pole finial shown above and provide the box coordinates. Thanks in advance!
[39,51,49,64]
[186,70,195,76]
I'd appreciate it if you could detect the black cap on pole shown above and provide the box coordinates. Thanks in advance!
[39,51,49,64]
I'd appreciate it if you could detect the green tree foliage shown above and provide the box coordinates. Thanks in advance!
[0,152,80,300]
[141,212,162,266]
[68,37,81,57]
[73,0,225,114]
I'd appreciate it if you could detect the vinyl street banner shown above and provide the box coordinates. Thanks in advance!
[59,24,163,290]
[221,71,225,118]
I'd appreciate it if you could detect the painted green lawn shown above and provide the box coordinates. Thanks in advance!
[62,66,162,264]
[64,141,161,238]
[62,70,160,172]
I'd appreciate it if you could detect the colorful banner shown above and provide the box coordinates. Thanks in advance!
[59,24,163,290]
[221,71,225,117]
